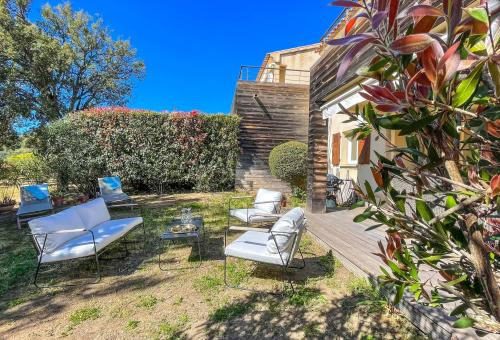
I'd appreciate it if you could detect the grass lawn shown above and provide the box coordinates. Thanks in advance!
[0,192,422,339]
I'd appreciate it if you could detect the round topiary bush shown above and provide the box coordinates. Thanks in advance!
[268,141,307,191]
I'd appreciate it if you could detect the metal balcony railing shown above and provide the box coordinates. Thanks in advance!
[238,65,310,85]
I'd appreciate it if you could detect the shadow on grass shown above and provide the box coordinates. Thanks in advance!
[202,285,417,339]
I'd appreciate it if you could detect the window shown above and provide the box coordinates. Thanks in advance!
[347,136,358,165]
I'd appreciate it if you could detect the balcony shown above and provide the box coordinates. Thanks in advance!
[238,65,310,86]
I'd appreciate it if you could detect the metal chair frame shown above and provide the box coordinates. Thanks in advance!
[30,221,146,288]
[227,195,283,229]
[223,220,306,294]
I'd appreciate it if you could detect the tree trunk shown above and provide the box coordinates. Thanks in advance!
[445,159,500,321]
[465,214,500,322]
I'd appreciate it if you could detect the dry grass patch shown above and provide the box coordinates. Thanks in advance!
[0,192,423,339]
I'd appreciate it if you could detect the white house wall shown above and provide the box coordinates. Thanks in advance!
[326,106,388,192]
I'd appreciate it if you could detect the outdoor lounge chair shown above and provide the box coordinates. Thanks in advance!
[16,183,54,229]
[28,197,144,287]
[98,176,137,209]
[228,188,283,227]
[224,207,306,293]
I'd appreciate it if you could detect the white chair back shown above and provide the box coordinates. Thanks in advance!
[98,176,124,196]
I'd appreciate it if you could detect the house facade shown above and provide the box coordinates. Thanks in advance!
[231,44,321,192]
[256,44,321,85]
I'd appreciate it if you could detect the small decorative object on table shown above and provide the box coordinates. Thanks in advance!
[181,207,192,224]
[158,216,204,270]
[170,223,197,233]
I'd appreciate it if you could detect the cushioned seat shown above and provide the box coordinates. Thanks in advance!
[101,192,131,203]
[229,208,277,223]
[17,200,53,216]
[98,176,133,204]
[229,188,282,225]
[225,231,291,266]
[16,183,53,229]
[39,217,143,263]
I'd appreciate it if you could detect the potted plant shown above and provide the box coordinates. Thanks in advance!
[0,196,16,213]
[78,194,89,204]
[0,186,16,213]
[51,187,67,207]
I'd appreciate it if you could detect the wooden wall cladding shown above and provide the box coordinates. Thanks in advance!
[233,81,310,192]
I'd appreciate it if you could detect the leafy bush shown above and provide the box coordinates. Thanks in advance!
[330,0,500,331]
[34,108,239,195]
[5,152,49,185]
[268,141,307,190]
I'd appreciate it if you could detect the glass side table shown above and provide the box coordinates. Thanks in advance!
[158,217,203,271]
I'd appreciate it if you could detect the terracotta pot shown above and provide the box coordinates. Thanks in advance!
[78,195,89,204]
[0,203,15,213]
[52,196,65,207]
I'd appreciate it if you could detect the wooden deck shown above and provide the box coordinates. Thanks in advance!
[306,208,387,278]
[306,209,493,340]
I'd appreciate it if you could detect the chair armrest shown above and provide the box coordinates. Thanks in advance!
[29,229,97,255]
[253,200,281,204]
[228,196,254,210]
[29,228,90,235]
[270,229,298,236]
[251,212,282,217]
[230,196,253,200]
[228,226,269,233]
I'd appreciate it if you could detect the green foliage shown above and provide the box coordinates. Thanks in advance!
[193,275,223,293]
[5,152,49,184]
[0,0,145,145]
[126,320,140,331]
[34,110,240,195]
[209,301,255,322]
[135,295,158,309]
[268,141,307,190]
[287,286,326,307]
[320,250,341,277]
[334,0,500,330]
[68,307,101,327]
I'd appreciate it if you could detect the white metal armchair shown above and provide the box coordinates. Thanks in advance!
[228,188,283,227]
[98,176,138,209]
[224,207,306,293]
[16,183,54,229]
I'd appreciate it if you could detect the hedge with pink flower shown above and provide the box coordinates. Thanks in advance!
[33,108,240,195]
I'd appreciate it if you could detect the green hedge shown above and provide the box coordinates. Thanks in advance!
[268,141,307,191]
[34,109,240,195]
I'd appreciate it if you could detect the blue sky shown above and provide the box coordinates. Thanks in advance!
[29,1,342,113]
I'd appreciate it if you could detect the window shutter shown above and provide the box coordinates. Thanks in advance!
[332,133,340,166]
[358,134,371,164]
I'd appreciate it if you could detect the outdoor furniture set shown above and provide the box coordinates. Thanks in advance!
[15,181,305,291]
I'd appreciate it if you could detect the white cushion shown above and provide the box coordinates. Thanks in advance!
[39,217,143,263]
[224,231,290,266]
[73,198,111,229]
[267,208,305,254]
[28,207,86,253]
[253,189,282,213]
[229,208,278,223]
[101,192,131,203]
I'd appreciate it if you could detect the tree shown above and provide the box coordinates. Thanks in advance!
[0,0,145,143]
[328,0,499,332]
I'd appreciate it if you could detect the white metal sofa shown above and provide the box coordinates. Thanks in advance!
[224,207,306,292]
[98,176,138,209]
[228,188,283,227]
[28,197,144,287]
[16,183,54,229]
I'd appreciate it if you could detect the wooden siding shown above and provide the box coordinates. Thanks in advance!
[233,81,310,192]
[306,0,444,213]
